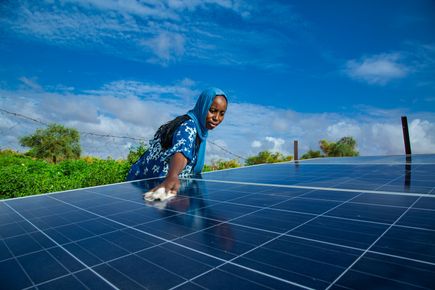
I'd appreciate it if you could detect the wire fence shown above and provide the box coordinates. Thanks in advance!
[0,108,247,161]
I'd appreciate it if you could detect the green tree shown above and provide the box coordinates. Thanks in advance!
[126,141,148,165]
[319,139,331,156]
[319,136,359,157]
[245,151,293,166]
[203,159,241,171]
[20,124,81,163]
[301,149,322,159]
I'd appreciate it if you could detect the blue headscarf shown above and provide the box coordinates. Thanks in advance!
[187,87,227,173]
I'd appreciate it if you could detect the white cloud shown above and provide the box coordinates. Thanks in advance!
[41,93,100,124]
[140,31,186,64]
[251,140,262,148]
[206,138,232,161]
[0,1,297,67]
[1,79,435,161]
[92,79,197,100]
[409,119,435,153]
[327,121,362,140]
[265,136,286,153]
[69,0,249,19]
[323,118,435,156]
[19,77,43,91]
[100,96,176,128]
[369,123,404,155]
[0,79,197,158]
[247,137,288,154]
[68,0,178,20]
[0,114,15,129]
[345,53,409,85]
[11,5,139,46]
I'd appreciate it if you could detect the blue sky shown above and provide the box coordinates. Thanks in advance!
[1,0,434,161]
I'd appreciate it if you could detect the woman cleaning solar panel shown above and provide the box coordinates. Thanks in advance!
[126,87,228,200]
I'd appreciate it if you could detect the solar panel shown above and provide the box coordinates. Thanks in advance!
[1,155,434,289]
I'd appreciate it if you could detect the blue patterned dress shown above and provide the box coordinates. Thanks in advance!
[126,119,198,181]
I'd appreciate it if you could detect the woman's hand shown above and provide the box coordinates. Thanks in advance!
[152,174,180,194]
[148,152,187,196]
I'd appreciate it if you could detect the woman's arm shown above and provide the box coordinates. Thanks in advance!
[152,152,187,194]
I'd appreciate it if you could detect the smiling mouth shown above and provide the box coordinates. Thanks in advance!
[208,122,217,129]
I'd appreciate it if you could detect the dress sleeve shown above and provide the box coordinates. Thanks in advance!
[169,119,197,161]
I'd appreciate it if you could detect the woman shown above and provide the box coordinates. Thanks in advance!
[126,87,228,195]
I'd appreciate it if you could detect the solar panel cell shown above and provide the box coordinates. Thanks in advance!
[1,154,435,289]
[0,258,33,290]
[333,252,435,290]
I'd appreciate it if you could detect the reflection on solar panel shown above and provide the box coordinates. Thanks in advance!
[1,155,435,289]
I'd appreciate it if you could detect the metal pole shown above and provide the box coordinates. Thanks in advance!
[294,140,298,161]
[404,162,411,190]
[401,116,412,156]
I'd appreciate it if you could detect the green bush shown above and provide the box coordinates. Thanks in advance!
[126,142,148,165]
[1,146,295,199]
[0,150,130,199]
[301,149,323,160]
[203,159,241,172]
[245,151,293,166]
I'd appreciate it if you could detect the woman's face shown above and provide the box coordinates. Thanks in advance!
[206,95,227,130]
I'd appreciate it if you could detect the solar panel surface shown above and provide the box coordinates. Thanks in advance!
[1,154,434,289]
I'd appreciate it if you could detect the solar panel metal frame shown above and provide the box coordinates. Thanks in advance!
[1,154,434,289]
